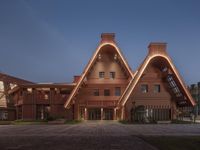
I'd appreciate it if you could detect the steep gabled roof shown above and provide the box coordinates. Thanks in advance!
[64,33,134,108]
[0,72,33,84]
[0,72,33,108]
[118,43,196,107]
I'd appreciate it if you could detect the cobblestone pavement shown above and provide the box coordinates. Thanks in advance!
[0,121,200,150]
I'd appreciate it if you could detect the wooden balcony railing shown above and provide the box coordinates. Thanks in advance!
[86,100,118,107]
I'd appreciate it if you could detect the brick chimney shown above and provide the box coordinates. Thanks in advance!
[148,42,167,55]
[101,33,115,43]
[73,75,81,83]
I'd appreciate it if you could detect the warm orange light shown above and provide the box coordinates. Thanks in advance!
[120,53,196,107]
[64,41,134,108]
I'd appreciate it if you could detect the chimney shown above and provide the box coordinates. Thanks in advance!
[73,75,81,83]
[101,33,115,43]
[148,42,167,55]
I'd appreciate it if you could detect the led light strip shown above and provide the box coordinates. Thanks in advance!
[64,42,134,108]
[121,54,195,107]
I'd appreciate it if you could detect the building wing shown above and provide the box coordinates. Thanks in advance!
[118,43,196,108]
[64,33,134,108]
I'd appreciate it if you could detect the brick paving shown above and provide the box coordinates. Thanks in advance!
[0,121,200,150]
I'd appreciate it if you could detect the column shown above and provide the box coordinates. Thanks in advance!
[101,108,103,120]
[114,108,117,120]
[84,107,87,120]
[121,106,125,120]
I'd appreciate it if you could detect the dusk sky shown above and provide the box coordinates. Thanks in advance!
[0,0,200,85]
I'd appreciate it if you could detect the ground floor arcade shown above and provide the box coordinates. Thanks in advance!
[79,107,117,120]
[14,103,194,122]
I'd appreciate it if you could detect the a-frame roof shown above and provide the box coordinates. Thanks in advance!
[118,43,196,107]
[64,33,134,108]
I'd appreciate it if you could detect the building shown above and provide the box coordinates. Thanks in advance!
[8,33,195,121]
[0,72,32,120]
[189,82,200,116]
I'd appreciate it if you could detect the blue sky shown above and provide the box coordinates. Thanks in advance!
[0,0,200,84]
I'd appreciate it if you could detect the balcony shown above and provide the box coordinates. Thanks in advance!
[86,100,118,107]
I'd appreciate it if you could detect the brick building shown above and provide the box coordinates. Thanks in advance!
[189,82,200,116]
[0,72,32,120]
[7,33,195,121]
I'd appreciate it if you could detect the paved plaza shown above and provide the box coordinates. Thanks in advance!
[0,121,200,150]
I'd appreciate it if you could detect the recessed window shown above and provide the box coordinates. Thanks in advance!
[93,89,99,96]
[154,84,161,93]
[115,87,121,96]
[44,91,49,100]
[60,89,71,95]
[110,72,115,79]
[44,94,49,100]
[98,54,101,59]
[27,88,32,93]
[141,84,148,93]
[104,89,110,96]
[99,72,105,79]
[0,81,4,91]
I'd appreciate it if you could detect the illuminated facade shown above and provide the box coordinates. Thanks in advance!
[0,72,32,120]
[8,33,195,121]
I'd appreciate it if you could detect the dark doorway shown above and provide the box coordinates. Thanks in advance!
[104,108,113,120]
[88,108,101,120]
[131,105,146,122]
[36,104,50,120]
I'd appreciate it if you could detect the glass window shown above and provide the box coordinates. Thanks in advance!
[154,84,161,93]
[0,111,8,120]
[0,81,4,91]
[141,84,148,93]
[44,91,49,100]
[110,72,115,79]
[99,72,105,79]
[104,89,110,96]
[27,88,32,93]
[115,87,121,96]
[10,83,17,90]
[44,94,49,100]
[93,89,99,96]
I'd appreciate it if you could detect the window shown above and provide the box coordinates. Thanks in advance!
[141,84,148,93]
[115,87,121,96]
[27,88,32,93]
[0,81,4,91]
[104,89,110,96]
[0,111,8,120]
[110,72,115,79]
[44,94,49,100]
[60,89,71,95]
[36,105,50,120]
[44,91,49,100]
[154,84,161,93]
[93,89,99,96]
[99,72,105,79]
[10,83,17,90]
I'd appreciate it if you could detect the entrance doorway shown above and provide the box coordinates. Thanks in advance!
[88,108,101,120]
[104,108,113,120]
